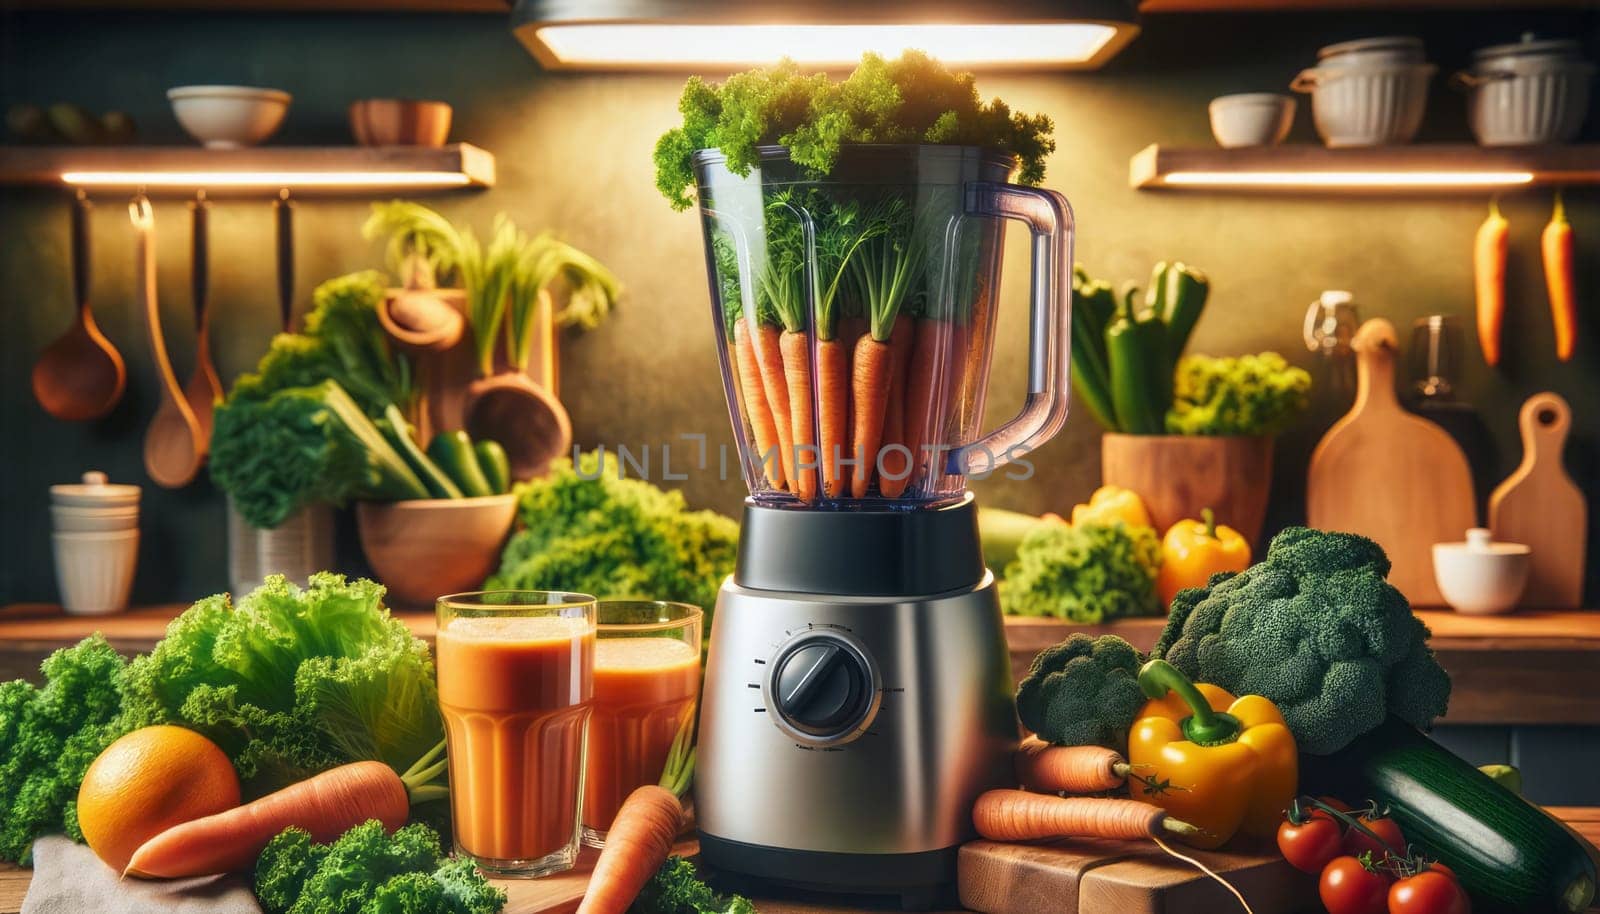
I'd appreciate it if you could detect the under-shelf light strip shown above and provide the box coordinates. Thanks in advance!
[60,171,473,188]
[1162,170,1537,188]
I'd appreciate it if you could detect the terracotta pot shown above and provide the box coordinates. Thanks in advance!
[348,98,452,147]
[1100,433,1274,546]
[356,494,517,609]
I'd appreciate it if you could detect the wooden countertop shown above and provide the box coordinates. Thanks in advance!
[3,603,1599,725]
[2,810,1596,914]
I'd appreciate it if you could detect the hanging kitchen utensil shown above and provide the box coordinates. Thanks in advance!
[464,286,572,481]
[32,191,126,421]
[378,252,465,352]
[274,188,295,332]
[1307,317,1475,605]
[181,190,222,451]
[1489,391,1585,608]
[131,194,204,488]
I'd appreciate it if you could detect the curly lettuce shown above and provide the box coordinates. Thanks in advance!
[1165,352,1312,437]
[118,574,445,798]
[1000,522,1163,623]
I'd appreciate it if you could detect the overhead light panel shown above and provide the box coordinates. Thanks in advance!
[1130,144,1597,192]
[513,0,1140,71]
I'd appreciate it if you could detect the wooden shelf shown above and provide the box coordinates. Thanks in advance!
[0,143,494,195]
[1131,143,1600,192]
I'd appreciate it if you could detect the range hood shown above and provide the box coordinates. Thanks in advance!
[511,0,1141,71]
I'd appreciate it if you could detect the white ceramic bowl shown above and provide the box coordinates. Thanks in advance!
[1209,94,1297,148]
[168,85,291,149]
[1433,529,1530,615]
[51,504,139,533]
[52,529,139,616]
[1292,64,1435,147]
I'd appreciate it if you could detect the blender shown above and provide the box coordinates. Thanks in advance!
[692,144,1073,905]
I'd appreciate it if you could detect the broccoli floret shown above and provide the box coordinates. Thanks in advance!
[257,821,504,914]
[1165,352,1311,437]
[631,856,757,914]
[1014,634,1147,754]
[1153,526,1451,756]
[1000,522,1162,622]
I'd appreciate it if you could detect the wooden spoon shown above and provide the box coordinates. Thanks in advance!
[31,191,126,421]
[131,195,204,488]
[182,191,222,452]
[378,252,464,352]
[464,372,572,481]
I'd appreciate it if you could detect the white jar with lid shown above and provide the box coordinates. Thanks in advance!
[1455,34,1594,146]
[49,471,140,615]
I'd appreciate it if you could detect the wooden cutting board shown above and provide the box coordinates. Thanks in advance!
[958,838,1312,914]
[1490,392,1587,608]
[496,839,697,914]
[1307,318,1476,606]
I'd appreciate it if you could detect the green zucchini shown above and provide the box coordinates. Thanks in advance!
[473,439,511,495]
[428,431,494,498]
[1306,718,1595,914]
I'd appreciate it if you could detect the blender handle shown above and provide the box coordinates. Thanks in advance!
[954,182,1074,475]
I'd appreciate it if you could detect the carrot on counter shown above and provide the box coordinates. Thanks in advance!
[876,316,915,498]
[1543,192,1577,362]
[972,790,1196,842]
[753,322,798,491]
[780,329,819,502]
[124,759,421,878]
[1015,737,1132,794]
[734,320,786,491]
[1475,197,1509,367]
[575,785,684,914]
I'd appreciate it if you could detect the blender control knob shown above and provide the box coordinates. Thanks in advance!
[772,639,872,737]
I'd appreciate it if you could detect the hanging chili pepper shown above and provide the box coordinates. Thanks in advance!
[1543,192,1577,362]
[1474,198,1508,367]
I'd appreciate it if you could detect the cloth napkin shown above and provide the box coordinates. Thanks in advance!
[22,836,261,914]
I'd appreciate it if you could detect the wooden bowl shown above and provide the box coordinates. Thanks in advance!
[1100,433,1275,547]
[349,99,452,147]
[464,374,572,482]
[356,494,517,609]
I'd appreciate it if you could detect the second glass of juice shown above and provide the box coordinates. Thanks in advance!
[583,601,702,847]
[436,591,596,877]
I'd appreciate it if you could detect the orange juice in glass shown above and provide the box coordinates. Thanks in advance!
[436,591,596,877]
[582,601,702,847]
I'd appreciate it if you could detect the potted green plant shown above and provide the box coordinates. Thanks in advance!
[1072,264,1311,545]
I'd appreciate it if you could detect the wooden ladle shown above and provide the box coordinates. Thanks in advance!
[378,254,464,352]
[131,195,204,488]
[31,191,126,421]
[463,287,571,480]
[182,191,222,452]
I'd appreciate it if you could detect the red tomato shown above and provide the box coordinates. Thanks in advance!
[1279,816,1344,874]
[1343,814,1405,860]
[1389,869,1470,914]
[1320,856,1392,914]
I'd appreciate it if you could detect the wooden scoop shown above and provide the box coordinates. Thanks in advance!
[131,195,204,488]
[32,191,125,421]
[378,253,464,353]
[464,373,572,481]
[181,192,222,451]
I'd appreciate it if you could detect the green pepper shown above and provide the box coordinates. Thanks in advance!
[474,439,512,495]
[381,406,462,499]
[1159,262,1209,373]
[428,431,494,497]
[1105,285,1169,435]
[1070,272,1118,431]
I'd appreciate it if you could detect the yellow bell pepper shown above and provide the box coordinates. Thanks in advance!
[1127,660,1297,849]
[1156,508,1251,608]
[1069,485,1151,529]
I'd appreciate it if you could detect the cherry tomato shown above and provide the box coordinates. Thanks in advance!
[1279,816,1344,874]
[1343,814,1405,860]
[1389,869,1470,914]
[1319,856,1392,914]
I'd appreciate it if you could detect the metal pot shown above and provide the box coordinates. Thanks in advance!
[227,500,335,595]
[1453,34,1594,146]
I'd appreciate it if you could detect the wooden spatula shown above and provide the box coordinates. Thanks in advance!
[1307,318,1476,606]
[1490,392,1586,608]
[182,192,222,452]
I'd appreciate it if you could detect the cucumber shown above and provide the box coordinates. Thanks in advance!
[380,406,462,499]
[427,431,494,498]
[977,507,1049,575]
[1305,718,1596,914]
[473,439,511,494]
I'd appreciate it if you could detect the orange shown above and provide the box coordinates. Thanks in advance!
[76,725,241,872]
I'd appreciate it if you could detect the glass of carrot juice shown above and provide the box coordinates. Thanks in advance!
[436,590,596,877]
[582,601,702,847]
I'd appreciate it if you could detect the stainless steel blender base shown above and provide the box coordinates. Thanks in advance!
[695,522,1017,899]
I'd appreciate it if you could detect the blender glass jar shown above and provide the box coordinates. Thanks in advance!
[694,144,1072,508]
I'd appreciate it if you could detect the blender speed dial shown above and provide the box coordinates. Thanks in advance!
[765,630,879,745]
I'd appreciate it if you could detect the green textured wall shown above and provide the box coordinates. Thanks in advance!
[1,7,1597,604]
